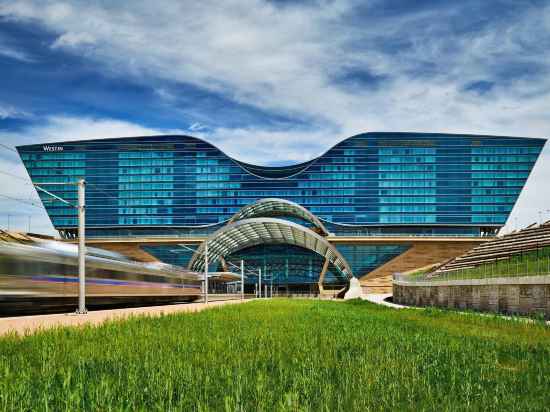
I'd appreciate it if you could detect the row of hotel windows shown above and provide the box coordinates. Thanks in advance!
[114,172,529,183]
[46,203,514,216]
[51,214,509,227]
[27,171,535,186]
[321,164,534,171]
[27,167,537,179]
[107,196,518,206]
[22,154,540,169]
[113,174,529,187]
[115,181,530,190]
[19,145,542,161]
[78,187,526,196]
[32,179,528,192]
[110,197,516,207]
[377,147,541,155]
[96,205,511,215]
[37,187,522,201]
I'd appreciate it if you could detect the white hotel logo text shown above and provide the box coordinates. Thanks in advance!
[43,145,64,152]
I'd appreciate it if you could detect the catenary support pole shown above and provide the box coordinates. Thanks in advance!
[204,241,209,304]
[240,260,244,300]
[259,268,262,298]
[76,179,87,314]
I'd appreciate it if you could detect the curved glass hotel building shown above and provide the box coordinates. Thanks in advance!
[17,132,546,293]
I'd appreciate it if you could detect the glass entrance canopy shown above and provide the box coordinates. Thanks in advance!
[187,217,353,279]
[228,198,329,235]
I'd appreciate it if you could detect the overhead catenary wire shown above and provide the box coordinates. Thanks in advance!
[0,193,45,209]
[86,182,119,202]
[0,143,18,153]
[0,169,33,184]
[227,259,261,276]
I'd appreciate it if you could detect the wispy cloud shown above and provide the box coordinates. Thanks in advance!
[188,122,209,132]
[0,43,34,62]
[51,31,96,49]
[0,104,31,119]
[2,115,185,144]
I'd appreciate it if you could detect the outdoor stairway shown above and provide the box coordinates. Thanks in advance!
[433,221,550,274]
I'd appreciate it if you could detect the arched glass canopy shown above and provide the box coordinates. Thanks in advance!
[228,198,329,236]
[187,217,352,278]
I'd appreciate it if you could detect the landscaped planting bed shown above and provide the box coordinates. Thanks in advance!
[426,247,550,281]
[1,299,549,410]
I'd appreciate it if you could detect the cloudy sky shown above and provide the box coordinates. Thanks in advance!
[0,0,549,235]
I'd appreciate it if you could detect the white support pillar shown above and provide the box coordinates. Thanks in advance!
[76,179,87,314]
[258,268,262,298]
[240,260,244,300]
[204,241,209,304]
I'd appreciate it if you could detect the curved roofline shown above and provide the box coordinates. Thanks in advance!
[187,217,353,277]
[17,132,546,181]
[228,198,329,235]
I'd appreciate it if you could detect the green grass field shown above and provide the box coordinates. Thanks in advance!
[1,299,549,411]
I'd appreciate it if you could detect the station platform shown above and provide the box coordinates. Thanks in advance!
[0,298,248,337]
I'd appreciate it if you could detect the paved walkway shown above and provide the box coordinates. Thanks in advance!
[363,293,413,309]
[363,293,550,324]
[0,299,248,337]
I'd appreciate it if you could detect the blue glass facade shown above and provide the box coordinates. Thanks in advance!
[16,132,546,284]
[224,244,347,289]
[334,244,411,276]
[17,132,545,238]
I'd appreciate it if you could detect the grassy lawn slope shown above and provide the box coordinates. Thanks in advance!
[1,299,549,411]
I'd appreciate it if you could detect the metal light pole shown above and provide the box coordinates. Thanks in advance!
[76,179,87,314]
[204,241,209,304]
[240,259,244,300]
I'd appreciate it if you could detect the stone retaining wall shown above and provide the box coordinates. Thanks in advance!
[393,275,550,318]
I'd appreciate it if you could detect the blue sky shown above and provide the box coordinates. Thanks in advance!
[0,0,549,234]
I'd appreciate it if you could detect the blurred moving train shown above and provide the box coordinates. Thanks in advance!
[0,237,203,315]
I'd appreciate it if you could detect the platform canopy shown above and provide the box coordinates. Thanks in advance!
[227,198,329,236]
[188,217,352,278]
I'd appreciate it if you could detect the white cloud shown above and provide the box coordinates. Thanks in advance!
[51,31,96,49]
[9,115,185,144]
[188,122,208,132]
[201,126,342,164]
[0,104,31,119]
[0,43,34,62]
